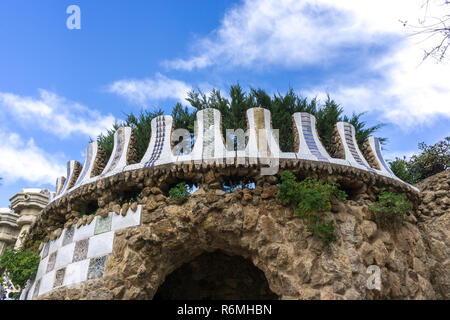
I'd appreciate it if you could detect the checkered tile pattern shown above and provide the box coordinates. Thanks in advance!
[145,116,166,167]
[29,206,143,299]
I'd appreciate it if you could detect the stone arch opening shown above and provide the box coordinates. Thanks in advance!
[153,250,278,300]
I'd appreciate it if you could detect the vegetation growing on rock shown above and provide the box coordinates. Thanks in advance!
[369,191,413,228]
[168,182,191,202]
[277,171,347,246]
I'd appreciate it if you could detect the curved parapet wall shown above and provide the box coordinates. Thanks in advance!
[245,108,281,161]
[293,113,346,167]
[55,176,66,196]
[176,108,235,164]
[55,161,82,200]
[48,192,56,203]
[362,136,417,189]
[70,142,107,192]
[124,115,175,171]
[294,112,330,162]
[127,115,175,170]
[23,205,142,300]
[362,136,391,177]
[101,127,135,178]
[195,108,230,163]
[50,129,134,203]
[48,108,419,207]
[335,122,374,172]
[73,142,98,188]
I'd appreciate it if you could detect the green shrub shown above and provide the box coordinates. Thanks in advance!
[389,137,449,184]
[389,157,416,184]
[168,182,190,202]
[97,86,384,155]
[277,171,302,205]
[0,246,40,288]
[369,191,413,227]
[277,171,347,246]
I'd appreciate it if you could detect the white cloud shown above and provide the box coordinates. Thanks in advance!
[0,130,66,185]
[306,41,450,128]
[108,73,193,106]
[0,90,115,139]
[163,0,450,128]
[164,0,423,70]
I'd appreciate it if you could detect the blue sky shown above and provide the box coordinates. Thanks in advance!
[0,0,449,207]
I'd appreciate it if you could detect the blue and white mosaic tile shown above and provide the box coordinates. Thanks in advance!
[145,116,166,167]
[32,280,41,299]
[53,267,66,288]
[94,212,113,235]
[300,114,329,162]
[46,251,57,273]
[87,255,108,280]
[62,226,75,246]
[73,239,89,262]
[41,242,50,259]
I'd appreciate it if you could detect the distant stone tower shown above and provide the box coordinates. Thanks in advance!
[9,189,50,249]
[0,189,49,299]
[0,208,20,256]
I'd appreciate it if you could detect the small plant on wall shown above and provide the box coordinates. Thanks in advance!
[169,182,191,203]
[277,171,347,246]
[369,191,412,228]
[0,245,40,289]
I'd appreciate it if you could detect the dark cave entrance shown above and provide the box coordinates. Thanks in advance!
[153,251,278,300]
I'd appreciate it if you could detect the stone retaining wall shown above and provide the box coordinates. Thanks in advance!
[28,179,436,300]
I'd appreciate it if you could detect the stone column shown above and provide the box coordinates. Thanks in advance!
[0,208,20,256]
[9,189,49,250]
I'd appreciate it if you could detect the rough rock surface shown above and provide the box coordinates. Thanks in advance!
[329,125,345,160]
[36,171,445,300]
[361,139,381,171]
[416,170,449,299]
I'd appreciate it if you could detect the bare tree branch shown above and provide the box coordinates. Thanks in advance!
[403,0,450,62]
